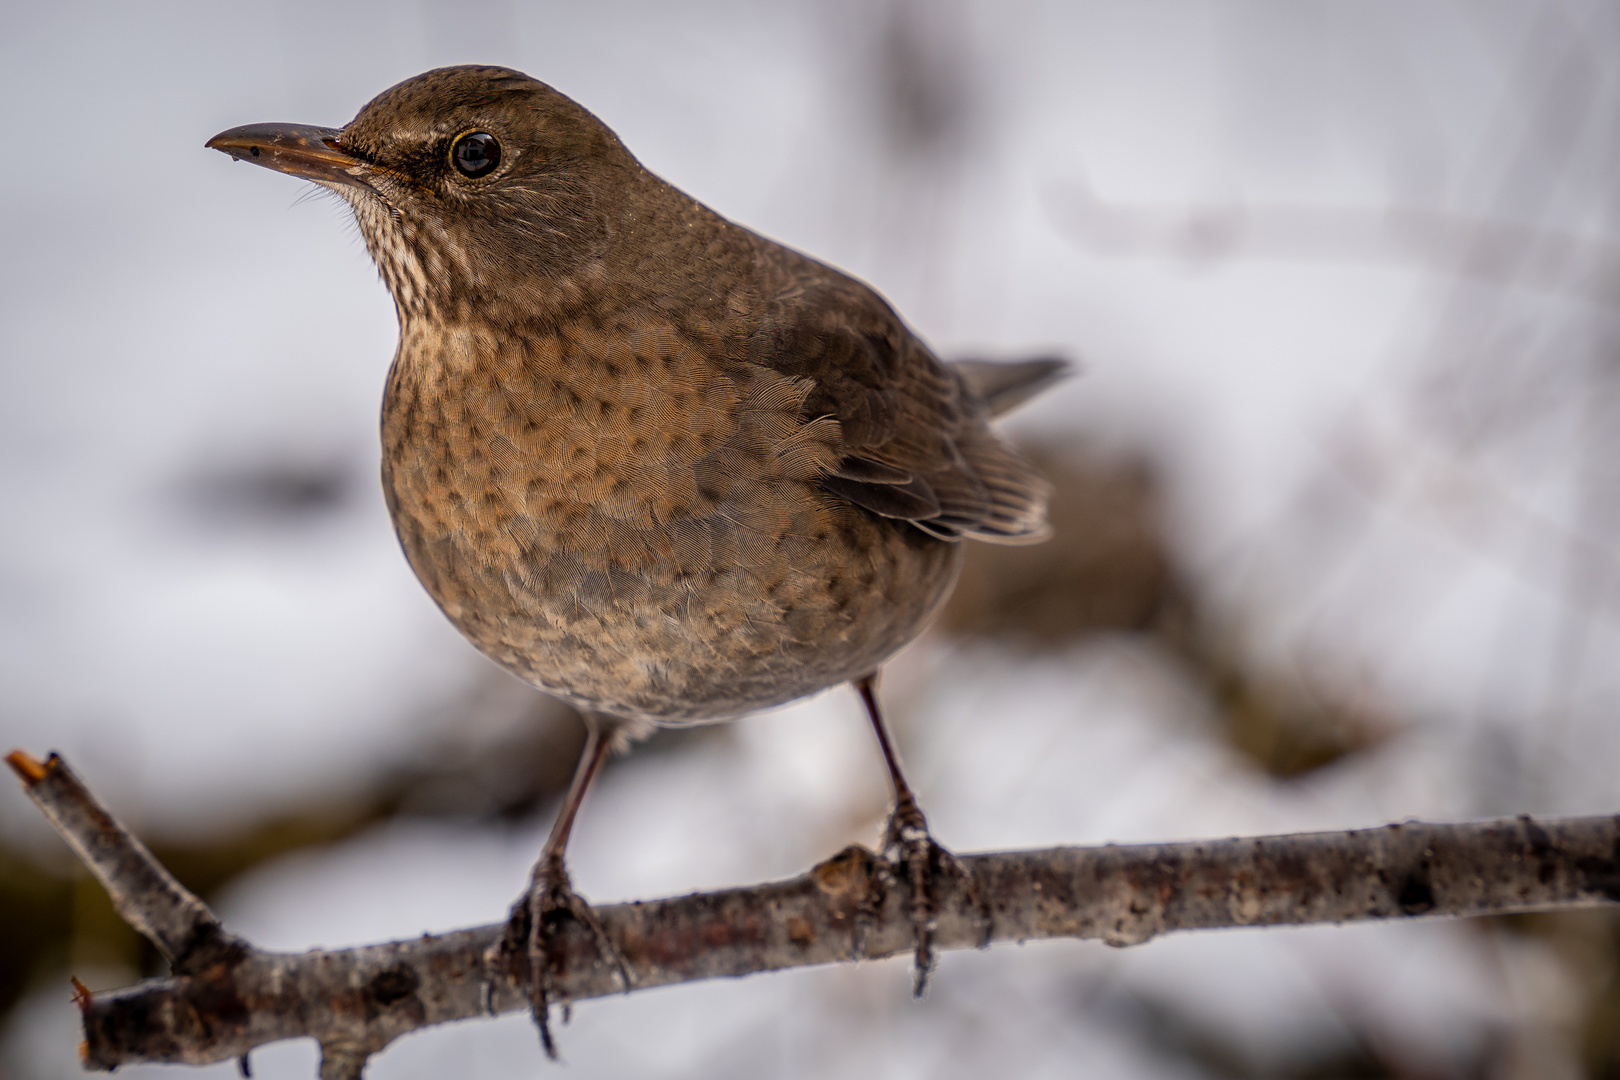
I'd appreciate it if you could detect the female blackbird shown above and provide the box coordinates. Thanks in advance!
[208,65,1062,1055]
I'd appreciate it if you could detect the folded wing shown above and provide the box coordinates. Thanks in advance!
[748,268,1058,545]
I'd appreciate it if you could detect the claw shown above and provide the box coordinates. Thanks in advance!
[880,794,991,995]
[882,795,938,995]
[482,858,631,1060]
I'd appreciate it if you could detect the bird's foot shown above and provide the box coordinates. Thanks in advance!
[880,794,989,997]
[482,855,630,1060]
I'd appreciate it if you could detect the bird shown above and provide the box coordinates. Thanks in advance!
[207,65,1065,1057]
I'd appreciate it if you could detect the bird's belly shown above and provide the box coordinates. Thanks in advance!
[388,477,961,724]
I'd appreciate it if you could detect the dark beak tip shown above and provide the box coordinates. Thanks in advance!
[205,127,250,160]
[205,124,253,152]
[204,136,252,164]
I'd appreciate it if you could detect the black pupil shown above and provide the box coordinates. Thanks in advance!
[453,132,499,177]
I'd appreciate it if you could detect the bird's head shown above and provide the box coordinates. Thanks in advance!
[208,66,638,322]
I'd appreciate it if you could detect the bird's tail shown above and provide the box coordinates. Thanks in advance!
[949,357,1074,418]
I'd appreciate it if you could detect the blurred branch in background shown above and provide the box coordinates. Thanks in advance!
[14,749,1620,1079]
[1046,183,1620,306]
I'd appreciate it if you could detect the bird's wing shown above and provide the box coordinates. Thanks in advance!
[747,269,1052,545]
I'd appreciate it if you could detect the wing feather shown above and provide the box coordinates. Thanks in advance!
[746,258,1054,545]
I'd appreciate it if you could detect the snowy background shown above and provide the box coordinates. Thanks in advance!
[4,1,1620,1077]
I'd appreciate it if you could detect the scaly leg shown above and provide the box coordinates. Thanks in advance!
[854,674,985,997]
[484,712,630,1059]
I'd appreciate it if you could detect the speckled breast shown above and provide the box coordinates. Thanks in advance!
[378,319,961,724]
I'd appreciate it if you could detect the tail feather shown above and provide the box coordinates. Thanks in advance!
[950,357,1073,418]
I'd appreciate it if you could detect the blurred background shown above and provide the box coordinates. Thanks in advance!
[3,1,1619,1076]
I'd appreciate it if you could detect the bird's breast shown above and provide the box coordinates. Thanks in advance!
[377,318,954,721]
[380,317,843,596]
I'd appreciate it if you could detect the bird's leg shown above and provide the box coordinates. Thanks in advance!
[484,712,630,1060]
[855,674,987,997]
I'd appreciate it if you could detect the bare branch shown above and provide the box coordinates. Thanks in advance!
[5,751,247,973]
[11,748,1620,1074]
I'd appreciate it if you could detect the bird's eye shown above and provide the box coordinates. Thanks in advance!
[451,132,501,178]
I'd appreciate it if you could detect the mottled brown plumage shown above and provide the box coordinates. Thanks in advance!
[208,64,1061,1053]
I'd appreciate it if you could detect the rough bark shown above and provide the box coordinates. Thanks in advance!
[10,749,1619,1077]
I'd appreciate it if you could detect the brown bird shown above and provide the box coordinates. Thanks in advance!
[208,65,1064,1055]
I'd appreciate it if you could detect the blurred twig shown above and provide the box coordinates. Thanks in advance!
[1046,183,1620,305]
[11,749,1620,1077]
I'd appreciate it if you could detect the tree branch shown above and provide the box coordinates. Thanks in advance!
[11,748,1620,1076]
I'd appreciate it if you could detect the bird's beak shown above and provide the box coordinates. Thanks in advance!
[206,123,374,189]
